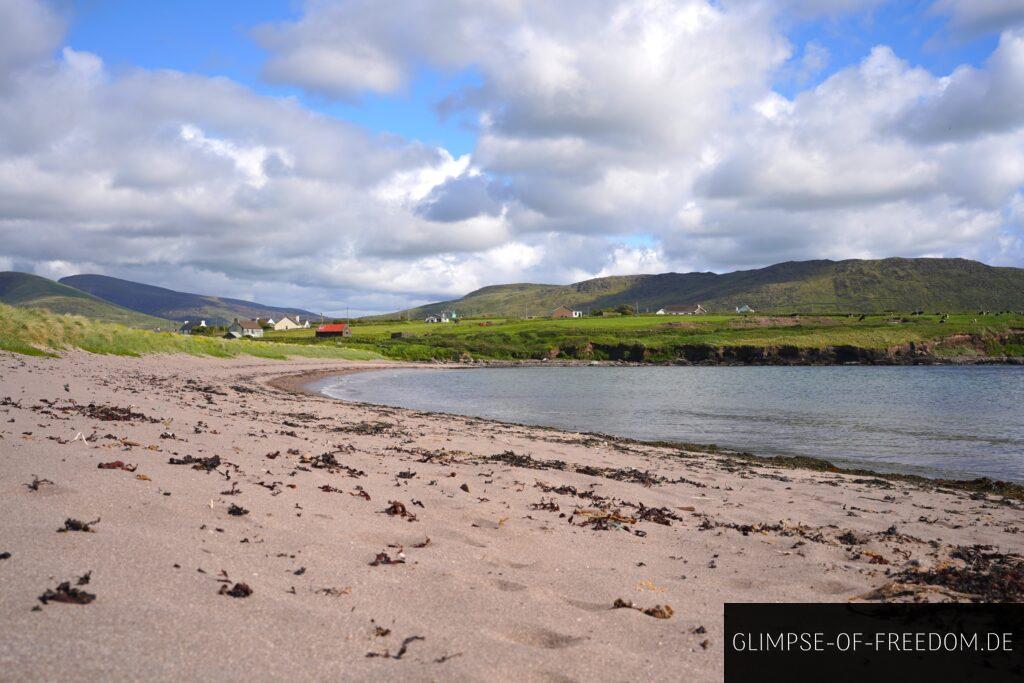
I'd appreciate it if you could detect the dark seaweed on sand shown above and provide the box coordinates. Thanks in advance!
[168,454,222,471]
[893,545,1024,602]
[219,582,253,598]
[57,517,100,533]
[39,576,96,605]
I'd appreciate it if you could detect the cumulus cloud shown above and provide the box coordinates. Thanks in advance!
[897,29,1024,142]
[930,0,1024,38]
[0,0,64,86]
[1,0,1023,314]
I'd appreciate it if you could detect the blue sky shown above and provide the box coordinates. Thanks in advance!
[66,0,482,153]
[65,0,999,156]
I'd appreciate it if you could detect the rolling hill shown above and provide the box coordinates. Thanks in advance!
[0,272,170,329]
[60,274,318,326]
[387,258,1024,318]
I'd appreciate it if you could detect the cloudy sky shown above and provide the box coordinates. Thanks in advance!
[1,0,1023,314]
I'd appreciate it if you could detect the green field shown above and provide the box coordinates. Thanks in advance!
[0,303,381,360]
[262,312,1024,362]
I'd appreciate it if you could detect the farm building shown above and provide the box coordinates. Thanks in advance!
[316,323,351,338]
[656,304,707,315]
[227,319,263,338]
[735,305,754,313]
[550,306,582,318]
[273,316,301,331]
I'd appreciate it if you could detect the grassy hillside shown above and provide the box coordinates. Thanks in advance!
[388,258,1024,319]
[0,303,381,360]
[60,273,317,326]
[264,312,1024,362]
[0,272,170,330]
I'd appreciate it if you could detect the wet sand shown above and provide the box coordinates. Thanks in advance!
[1,351,1022,682]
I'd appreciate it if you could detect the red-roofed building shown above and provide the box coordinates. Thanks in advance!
[315,323,351,338]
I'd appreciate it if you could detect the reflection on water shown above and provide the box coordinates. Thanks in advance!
[319,365,1024,481]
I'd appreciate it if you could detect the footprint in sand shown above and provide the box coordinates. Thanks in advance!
[491,578,528,592]
[562,597,609,613]
[816,579,857,595]
[498,625,587,650]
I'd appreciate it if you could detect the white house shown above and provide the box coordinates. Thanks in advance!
[656,305,707,315]
[550,306,582,319]
[425,309,458,323]
[735,305,754,314]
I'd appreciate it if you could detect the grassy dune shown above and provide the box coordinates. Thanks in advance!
[0,304,381,360]
[0,271,170,330]
[263,312,1024,361]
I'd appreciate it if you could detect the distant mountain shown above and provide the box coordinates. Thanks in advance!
[386,258,1024,318]
[59,274,318,326]
[0,272,170,329]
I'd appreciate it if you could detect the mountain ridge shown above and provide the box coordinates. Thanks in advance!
[59,274,318,325]
[384,257,1024,318]
[0,272,170,329]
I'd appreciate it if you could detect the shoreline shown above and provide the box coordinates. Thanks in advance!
[3,350,1023,681]
[285,364,1024,502]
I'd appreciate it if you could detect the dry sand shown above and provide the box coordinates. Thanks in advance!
[1,351,1022,682]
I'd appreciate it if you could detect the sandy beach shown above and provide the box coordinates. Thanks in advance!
[2,351,1023,682]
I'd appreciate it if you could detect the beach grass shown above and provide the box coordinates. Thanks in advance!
[0,303,382,360]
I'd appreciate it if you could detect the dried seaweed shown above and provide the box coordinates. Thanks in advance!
[219,582,253,598]
[367,635,425,660]
[57,517,100,533]
[485,450,567,470]
[890,545,1024,602]
[39,575,96,605]
[71,403,157,423]
[97,460,137,472]
[167,454,222,471]
[370,548,406,566]
[612,598,673,619]
[302,452,365,477]
[335,421,398,436]
[24,475,53,492]
[381,501,418,522]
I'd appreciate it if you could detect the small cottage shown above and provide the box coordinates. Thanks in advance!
[316,323,351,338]
[550,306,582,319]
[735,305,754,314]
[228,319,264,338]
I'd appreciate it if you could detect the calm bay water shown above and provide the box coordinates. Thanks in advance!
[319,366,1024,482]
